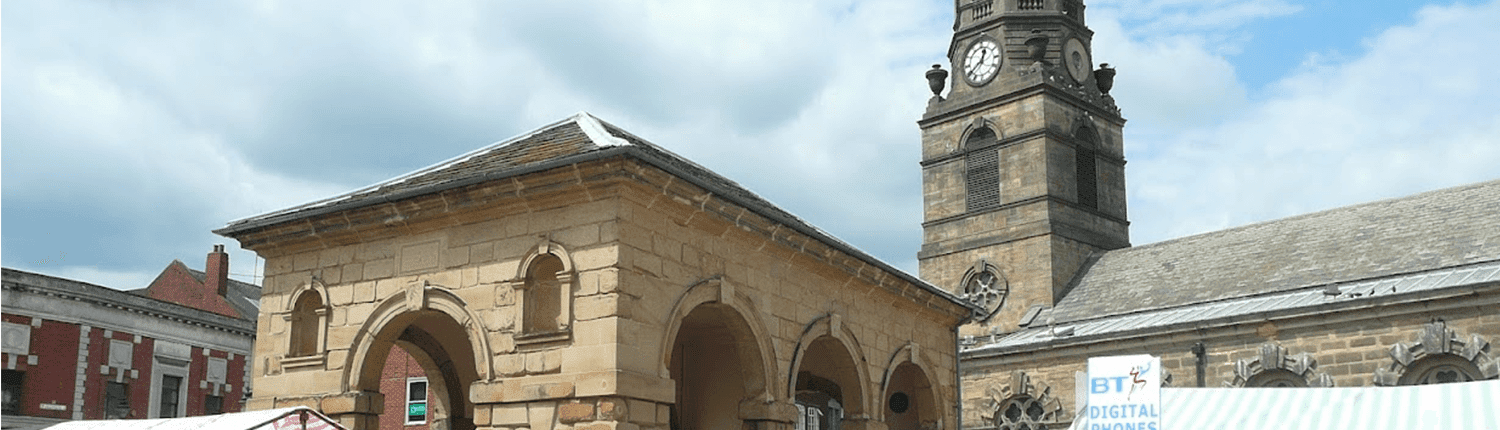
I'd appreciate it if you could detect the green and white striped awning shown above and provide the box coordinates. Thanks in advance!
[1071,380,1499,430]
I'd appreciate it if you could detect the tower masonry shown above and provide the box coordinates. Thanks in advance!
[918,0,1130,336]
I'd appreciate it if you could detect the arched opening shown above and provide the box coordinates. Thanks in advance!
[668,302,769,430]
[289,291,324,357]
[794,335,865,430]
[1243,369,1308,387]
[883,362,937,430]
[355,310,478,430]
[965,126,1001,212]
[525,254,566,334]
[1073,127,1099,210]
[1400,354,1486,385]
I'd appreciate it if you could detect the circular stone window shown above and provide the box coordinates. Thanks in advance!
[889,392,910,414]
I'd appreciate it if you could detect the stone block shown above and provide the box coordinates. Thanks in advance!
[627,399,654,424]
[492,402,529,426]
[573,247,619,272]
[597,398,627,421]
[558,402,595,423]
[444,246,471,269]
[480,262,517,284]
[575,294,629,321]
[528,401,557,430]
[328,282,354,306]
[375,278,401,300]
[363,258,394,279]
[353,281,376,303]
[496,353,525,377]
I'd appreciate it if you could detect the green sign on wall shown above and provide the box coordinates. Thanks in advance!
[408,403,426,417]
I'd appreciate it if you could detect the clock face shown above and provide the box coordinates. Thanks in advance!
[964,38,1002,86]
[1063,38,1092,83]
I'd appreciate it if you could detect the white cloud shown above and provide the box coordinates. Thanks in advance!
[1124,1,1500,244]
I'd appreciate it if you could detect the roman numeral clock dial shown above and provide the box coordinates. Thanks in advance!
[963,38,1001,86]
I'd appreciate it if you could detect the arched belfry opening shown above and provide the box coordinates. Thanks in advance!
[668,302,772,430]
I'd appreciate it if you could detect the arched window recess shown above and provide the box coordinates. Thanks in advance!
[1374,320,1499,386]
[512,240,576,345]
[281,277,330,371]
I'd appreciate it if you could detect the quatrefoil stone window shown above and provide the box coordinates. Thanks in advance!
[962,261,1008,320]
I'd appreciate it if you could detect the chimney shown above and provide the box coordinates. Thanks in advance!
[207,244,230,297]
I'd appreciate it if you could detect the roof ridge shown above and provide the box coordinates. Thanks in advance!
[1120,178,1500,253]
[223,113,608,226]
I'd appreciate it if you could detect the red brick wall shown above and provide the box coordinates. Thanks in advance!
[2,314,78,419]
[2,313,249,420]
[378,345,430,430]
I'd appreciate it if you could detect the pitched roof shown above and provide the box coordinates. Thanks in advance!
[217,112,977,313]
[1050,179,1500,324]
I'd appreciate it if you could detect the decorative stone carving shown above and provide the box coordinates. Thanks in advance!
[1227,343,1334,387]
[960,260,1009,321]
[981,370,1063,430]
[1374,320,1499,386]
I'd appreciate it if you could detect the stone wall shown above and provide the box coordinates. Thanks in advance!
[959,294,1500,428]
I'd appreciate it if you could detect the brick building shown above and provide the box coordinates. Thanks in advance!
[1,247,257,425]
[915,0,1500,428]
[215,113,977,430]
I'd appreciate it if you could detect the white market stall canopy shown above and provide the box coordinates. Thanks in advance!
[43,407,343,430]
[1143,380,1498,430]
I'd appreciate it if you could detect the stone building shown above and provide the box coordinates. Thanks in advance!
[215,113,979,430]
[2,246,257,427]
[915,0,1500,428]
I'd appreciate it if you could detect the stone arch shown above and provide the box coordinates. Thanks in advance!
[1071,118,1099,149]
[980,371,1063,430]
[340,281,493,430]
[788,313,874,422]
[960,117,1002,150]
[662,277,783,429]
[879,343,943,430]
[1375,320,1499,386]
[1228,343,1334,387]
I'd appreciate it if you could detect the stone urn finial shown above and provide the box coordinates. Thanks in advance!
[1025,30,1049,63]
[926,64,949,97]
[1094,63,1116,94]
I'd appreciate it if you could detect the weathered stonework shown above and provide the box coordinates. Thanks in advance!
[221,115,975,430]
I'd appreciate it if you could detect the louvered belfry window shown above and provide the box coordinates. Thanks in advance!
[1075,129,1099,210]
[966,127,1001,212]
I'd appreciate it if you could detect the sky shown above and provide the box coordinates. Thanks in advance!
[4,0,1499,291]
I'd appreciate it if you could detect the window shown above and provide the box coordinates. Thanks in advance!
[994,396,1049,430]
[3,370,22,415]
[158,375,181,418]
[289,291,324,357]
[964,127,1001,212]
[406,378,428,425]
[105,382,130,419]
[1074,129,1099,210]
[204,395,223,415]
[1244,369,1308,387]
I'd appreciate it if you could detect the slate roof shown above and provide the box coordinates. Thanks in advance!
[968,180,1500,354]
[1051,180,1500,323]
[217,113,977,312]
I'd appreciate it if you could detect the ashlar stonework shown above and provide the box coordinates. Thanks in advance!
[217,113,978,430]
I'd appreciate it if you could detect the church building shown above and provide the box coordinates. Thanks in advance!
[916,1,1499,428]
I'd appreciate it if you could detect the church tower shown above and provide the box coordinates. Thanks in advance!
[917,0,1129,335]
